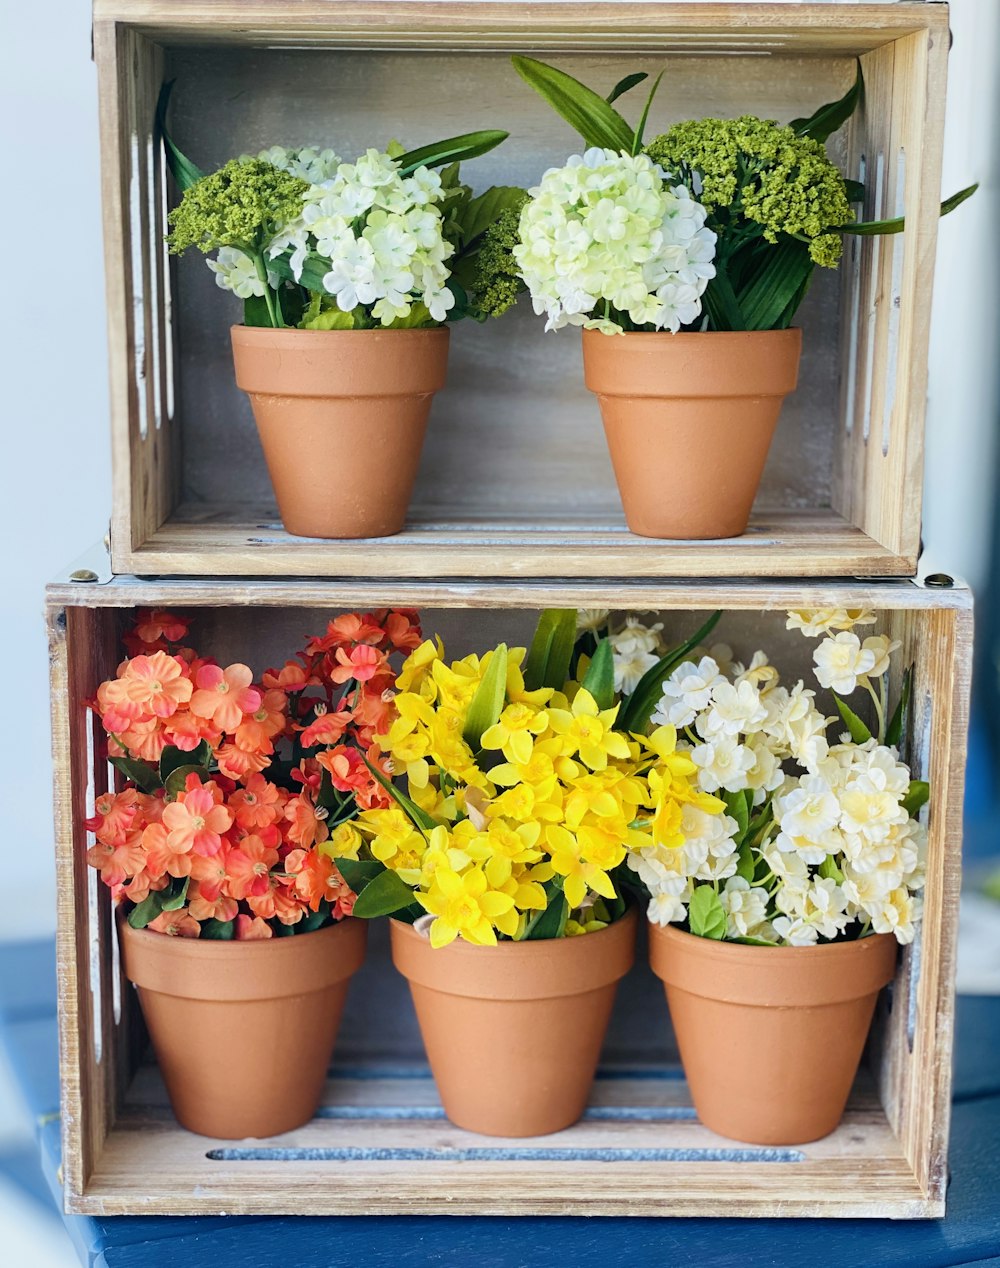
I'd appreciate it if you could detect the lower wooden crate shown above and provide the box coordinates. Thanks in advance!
[47,572,972,1217]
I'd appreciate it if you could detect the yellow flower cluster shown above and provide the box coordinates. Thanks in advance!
[357,640,721,948]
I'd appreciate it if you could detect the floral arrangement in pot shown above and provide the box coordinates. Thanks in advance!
[333,608,724,1137]
[85,605,422,1138]
[160,90,524,539]
[509,58,976,540]
[614,606,929,1145]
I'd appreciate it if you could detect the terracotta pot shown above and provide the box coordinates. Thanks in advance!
[391,909,637,1137]
[648,922,897,1145]
[119,915,367,1138]
[582,327,802,539]
[230,325,450,539]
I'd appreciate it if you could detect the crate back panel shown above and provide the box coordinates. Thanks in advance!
[48,579,970,1216]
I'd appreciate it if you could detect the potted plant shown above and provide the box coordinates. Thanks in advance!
[510,58,976,540]
[627,606,927,1144]
[160,92,523,538]
[85,605,422,1138]
[335,608,724,1137]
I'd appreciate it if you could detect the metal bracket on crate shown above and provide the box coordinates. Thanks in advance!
[56,541,114,588]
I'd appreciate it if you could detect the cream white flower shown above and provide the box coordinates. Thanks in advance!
[720,877,770,938]
[691,735,756,794]
[515,148,716,334]
[813,632,878,695]
[608,618,663,694]
[786,608,878,637]
[861,634,901,680]
[868,887,922,944]
[653,656,724,729]
[697,680,767,740]
[774,876,850,943]
[577,609,610,634]
[773,775,843,864]
[646,887,690,926]
[207,246,265,299]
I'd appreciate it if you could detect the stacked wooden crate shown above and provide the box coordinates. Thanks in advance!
[49,1,971,1218]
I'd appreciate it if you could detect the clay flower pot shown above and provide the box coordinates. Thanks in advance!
[582,327,802,540]
[231,325,450,539]
[648,922,897,1145]
[391,909,637,1137]
[119,915,367,1138]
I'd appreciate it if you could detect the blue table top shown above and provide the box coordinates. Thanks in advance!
[3,937,999,1268]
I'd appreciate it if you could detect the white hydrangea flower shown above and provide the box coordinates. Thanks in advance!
[720,877,770,938]
[207,246,265,299]
[653,656,724,729]
[608,618,663,694]
[514,148,716,333]
[257,145,342,185]
[786,608,878,638]
[813,631,879,695]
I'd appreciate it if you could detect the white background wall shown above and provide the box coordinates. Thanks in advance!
[0,0,996,942]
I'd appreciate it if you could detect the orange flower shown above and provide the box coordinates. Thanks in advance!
[330,645,386,685]
[161,785,233,857]
[112,717,169,764]
[164,711,219,753]
[190,663,262,732]
[262,660,313,692]
[351,687,396,737]
[189,846,231,901]
[234,914,273,940]
[247,879,303,925]
[87,789,141,845]
[316,745,371,794]
[148,907,201,938]
[283,791,328,848]
[133,610,190,646]
[235,689,287,753]
[86,831,145,888]
[298,708,351,749]
[384,610,423,651]
[215,742,271,781]
[121,652,193,719]
[187,883,238,924]
[225,834,279,900]
[142,821,193,879]
[229,774,284,832]
[285,848,352,913]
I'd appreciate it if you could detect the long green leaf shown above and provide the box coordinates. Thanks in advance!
[607,72,648,105]
[524,609,577,692]
[833,693,873,744]
[738,238,815,332]
[632,69,665,155]
[581,639,615,711]
[886,667,912,749]
[352,867,417,919]
[618,611,722,733]
[155,81,205,192]
[841,183,978,236]
[702,262,747,332]
[463,644,509,751]
[789,61,863,143]
[362,756,438,833]
[844,178,866,204]
[512,55,634,153]
[396,130,509,176]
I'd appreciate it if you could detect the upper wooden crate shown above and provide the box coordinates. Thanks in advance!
[48,570,971,1217]
[95,1,950,578]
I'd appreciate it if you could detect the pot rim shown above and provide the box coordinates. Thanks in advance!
[230,323,451,340]
[649,920,896,961]
[581,326,802,342]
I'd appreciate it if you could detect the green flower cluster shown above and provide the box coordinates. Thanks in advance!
[646,116,854,267]
[166,158,308,255]
[471,196,528,318]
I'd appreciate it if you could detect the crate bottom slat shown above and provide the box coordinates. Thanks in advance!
[70,1062,936,1218]
[116,504,914,579]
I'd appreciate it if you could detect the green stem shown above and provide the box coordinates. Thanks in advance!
[865,678,885,742]
[252,252,283,328]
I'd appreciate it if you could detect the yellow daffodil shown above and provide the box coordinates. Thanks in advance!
[547,688,631,771]
[545,824,618,908]
[395,638,443,700]
[417,864,516,947]
[318,821,363,862]
[481,700,550,765]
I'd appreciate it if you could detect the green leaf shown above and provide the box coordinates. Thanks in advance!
[243,295,273,327]
[385,302,437,330]
[160,742,211,786]
[361,757,438,833]
[511,56,634,153]
[886,667,912,749]
[200,918,235,940]
[841,183,978,236]
[818,855,844,883]
[352,867,417,918]
[396,130,509,176]
[844,179,866,204]
[723,789,751,840]
[580,639,615,711]
[109,754,161,794]
[524,609,577,693]
[738,237,815,332]
[268,251,335,295]
[733,935,776,947]
[159,878,190,912]
[607,72,648,105]
[522,878,568,940]
[834,693,873,744]
[702,260,748,332]
[463,644,509,751]
[333,858,385,892]
[452,186,527,251]
[618,611,722,733]
[632,69,665,155]
[164,765,210,798]
[735,841,755,883]
[790,61,863,142]
[155,81,205,193]
[902,779,930,818]
[302,305,356,330]
[127,893,164,929]
[688,885,726,940]
[298,902,331,933]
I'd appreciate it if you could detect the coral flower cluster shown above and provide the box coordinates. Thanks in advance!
[356,636,721,948]
[86,608,421,938]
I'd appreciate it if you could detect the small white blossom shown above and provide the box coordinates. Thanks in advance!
[608,618,663,694]
[786,608,878,637]
[207,246,265,299]
[813,632,878,695]
[653,656,724,729]
[691,735,756,794]
[577,609,611,635]
[697,680,767,740]
[720,877,770,938]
